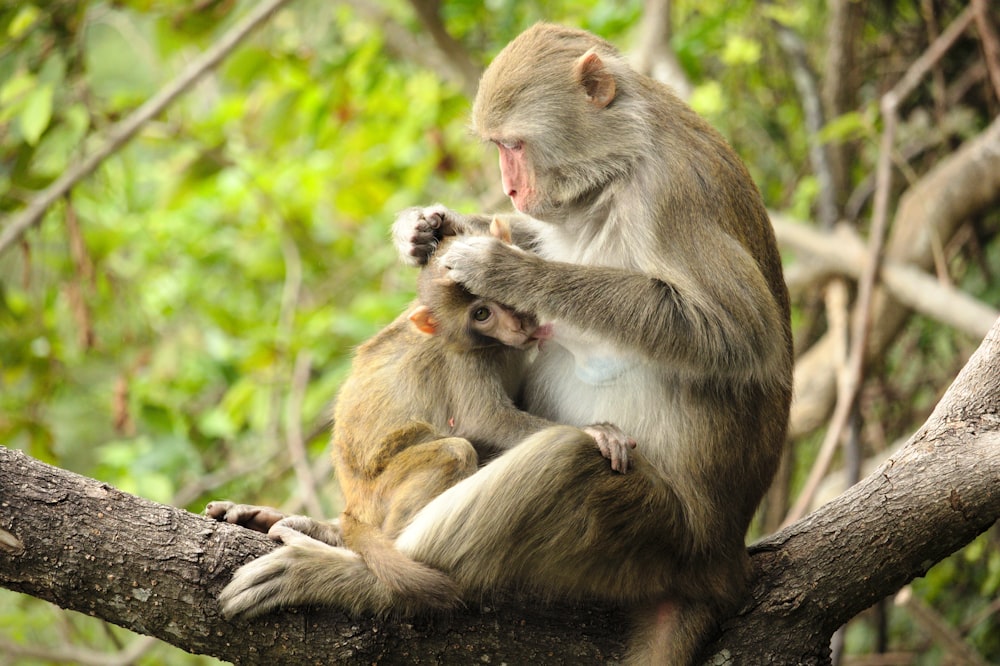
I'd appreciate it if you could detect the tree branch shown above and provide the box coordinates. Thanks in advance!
[713,316,1000,663]
[0,0,295,257]
[773,215,998,339]
[788,114,1000,438]
[406,0,481,98]
[630,0,693,99]
[2,318,999,663]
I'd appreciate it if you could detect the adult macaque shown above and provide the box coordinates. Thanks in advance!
[220,23,792,665]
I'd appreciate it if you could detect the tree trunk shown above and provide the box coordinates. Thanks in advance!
[2,317,998,664]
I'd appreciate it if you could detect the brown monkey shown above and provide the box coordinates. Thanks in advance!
[313,219,562,615]
[214,219,635,615]
[220,23,792,665]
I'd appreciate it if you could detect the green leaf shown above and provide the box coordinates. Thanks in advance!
[721,35,761,66]
[19,84,53,145]
[8,5,41,39]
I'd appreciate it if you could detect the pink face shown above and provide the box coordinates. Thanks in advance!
[470,300,550,350]
[497,141,534,213]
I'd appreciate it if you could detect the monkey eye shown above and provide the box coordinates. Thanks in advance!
[471,306,493,322]
[493,139,522,152]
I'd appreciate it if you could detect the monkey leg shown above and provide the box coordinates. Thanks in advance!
[219,438,475,619]
[370,436,478,539]
[394,425,689,602]
[394,426,742,664]
[219,523,461,619]
[627,599,719,666]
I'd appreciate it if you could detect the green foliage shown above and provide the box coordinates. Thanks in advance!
[0,0,996,662]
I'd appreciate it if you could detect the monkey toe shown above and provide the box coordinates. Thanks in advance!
[219,552,293,619]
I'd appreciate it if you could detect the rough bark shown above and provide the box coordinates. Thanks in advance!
[0,458,625,663]
[711,316,1000,663]
[1,323,998,664]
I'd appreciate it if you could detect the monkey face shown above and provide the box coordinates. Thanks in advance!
[466,299,548,350]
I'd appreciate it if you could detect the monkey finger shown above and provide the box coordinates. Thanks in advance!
[204,500,233,519]
[267,523,322,547]
[271,515,345,547]
[610,442,629,474]
[218,549,293,619]
[205,501,287,534]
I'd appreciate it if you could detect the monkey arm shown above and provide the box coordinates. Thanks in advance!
[454,403,555,452]
[440,236,787,382]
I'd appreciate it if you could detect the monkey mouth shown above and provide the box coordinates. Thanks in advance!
[530,323,554,343]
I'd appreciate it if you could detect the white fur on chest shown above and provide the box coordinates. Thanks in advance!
[524,341,678,469]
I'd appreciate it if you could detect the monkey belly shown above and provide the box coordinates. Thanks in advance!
[525,343,676,459]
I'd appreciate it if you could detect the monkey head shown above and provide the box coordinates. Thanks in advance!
[471,24,640,217]
[409,271,550,350]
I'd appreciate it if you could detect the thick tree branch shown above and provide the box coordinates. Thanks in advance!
[712,316,1000,663]
[0,448,626,663]
[0,0,294,257]
[2,318,999,663]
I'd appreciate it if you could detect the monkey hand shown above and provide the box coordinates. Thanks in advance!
[393,204,466,266]
[439,235,532,299]
[205,500,287,534]
[583,423,637,473]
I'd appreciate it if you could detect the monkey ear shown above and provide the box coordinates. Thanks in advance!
[574,49,616,109]
[408,305,439,335]
[489,216,513,244]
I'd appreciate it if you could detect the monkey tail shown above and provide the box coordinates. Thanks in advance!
[341,514,464,616]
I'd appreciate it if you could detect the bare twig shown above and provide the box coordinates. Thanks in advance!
[774,217,997,338]
[783,7,977,525]
[0,0,295,257]
[772,18,838,228]
[631,0,692,99]
[821,0,863,208]
[895,587,990,666]
[286,350,325,518]
[972,0,1000,104]
[894,6,975,102]
[783,100,896,527]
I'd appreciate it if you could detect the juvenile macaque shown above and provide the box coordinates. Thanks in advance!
[220,23,792,665]
[214,219,634,615]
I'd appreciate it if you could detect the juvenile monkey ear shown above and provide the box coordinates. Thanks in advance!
[574,48,616,109]
[489,216,513,244]
[408,305,438,335]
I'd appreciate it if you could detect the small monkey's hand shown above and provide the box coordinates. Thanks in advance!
[205,501,287,534]
[393,204,466,266]
[583,423,637,473]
